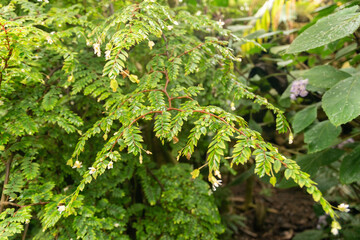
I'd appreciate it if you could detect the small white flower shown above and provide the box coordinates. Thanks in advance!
[89,167,96,174]
[230,102,236,111]
[105,50,111,60]
[44,0,49,3]
[107,161,113,169]
[218,19,225,28]
[50,31,55,35]
[331,227,339,236]
[338,203,350,212]
[196,11,202,16]
[174,21,179,25]
[167,25,173,30]
[9,197,14,202]
[331,221,341,235]
[25,219,30,224]
[86,40,91,46]
[58,24,62,27]
[93,43,101,57]
[114,223,120,227]
[46,36,53,44]
[214,170,221,178]
[212,179,222,191]
[57,205,66,214]
[72,160,82,169]
[63,186,69,192]
[148,41,155,50]
[210,176,222,191]
[21,69,25,72]
[288,133,294,144]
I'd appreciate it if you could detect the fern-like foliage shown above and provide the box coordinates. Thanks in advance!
[0,1,341,239]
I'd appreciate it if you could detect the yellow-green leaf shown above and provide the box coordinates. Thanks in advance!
[110,79,118,92]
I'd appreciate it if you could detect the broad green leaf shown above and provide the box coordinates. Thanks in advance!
[292,105,317,134]
[293,230,323,240]
[340,145,360,184]
[303,65,351,89]
[287,6,360,54]
[304,120,341,153]
[296,149,344,177]
[322,76,360,126]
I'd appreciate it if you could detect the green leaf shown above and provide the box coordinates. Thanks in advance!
[287,6,360,54]
[110,79,118,92]
[296,149,344,177]
[322,76,360,126]
[42,88,60,111]
[284,169,292,180]
[304,120,341,153]
[303,65,351,89]
[293,230,323,240]
[312,190,322,202]
[340,145,360,184]
[273,160,281,173]
[270,176,276,187]
[292,105,317,134]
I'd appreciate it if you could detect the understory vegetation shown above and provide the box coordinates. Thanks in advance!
[1,0,360,239]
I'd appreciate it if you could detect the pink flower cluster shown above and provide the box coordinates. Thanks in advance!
[290,79,309,100]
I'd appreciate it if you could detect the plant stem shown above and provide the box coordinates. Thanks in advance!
[0,157,12,213]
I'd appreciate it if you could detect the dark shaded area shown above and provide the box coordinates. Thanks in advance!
[230,183,318,239]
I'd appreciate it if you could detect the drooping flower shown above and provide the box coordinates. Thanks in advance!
[214,170,221,178]
[290,79,309,100]
[331,227,339,236]
[230,102,236,111]
[105,50,111,60]
[148,41,155,50]
[93,43,101,57]
[72,160,82,169]
[107,161,113,169]
[338,203,350,213]
[57,205,66,214]
[89,167,96,174]
[331,221,341,235]
[167,25,173,30]
[209,175,222,191]
[212,179,222,191]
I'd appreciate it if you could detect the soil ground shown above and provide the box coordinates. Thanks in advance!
[229,180,318,239]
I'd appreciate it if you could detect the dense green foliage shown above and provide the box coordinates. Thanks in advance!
[1,0,360,239]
